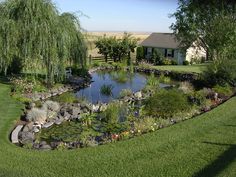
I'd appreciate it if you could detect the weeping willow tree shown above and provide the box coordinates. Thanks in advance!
[0,0,87,85]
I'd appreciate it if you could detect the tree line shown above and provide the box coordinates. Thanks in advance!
[95,33,137,65]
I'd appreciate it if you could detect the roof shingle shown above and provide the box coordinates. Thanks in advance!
[141,33,180,49]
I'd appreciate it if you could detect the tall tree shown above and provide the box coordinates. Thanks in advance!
[0,0,87,85]
[170,0,236,60]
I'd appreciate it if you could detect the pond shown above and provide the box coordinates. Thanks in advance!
[76,71,169,104]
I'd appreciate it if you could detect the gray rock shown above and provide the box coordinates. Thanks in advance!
[23,122,34,132]
[92,104,100,112]
[42,122,54,129]
[39,144,52,151]
[55,118,64,125]
[19,131,35,144]
[33,127,40,133]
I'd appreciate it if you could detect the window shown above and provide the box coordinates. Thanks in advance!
[167,49,174,58]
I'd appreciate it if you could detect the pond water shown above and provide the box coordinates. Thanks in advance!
[76,71,147,104]
[75,71,171,104]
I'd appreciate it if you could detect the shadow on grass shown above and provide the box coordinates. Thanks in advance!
[0,76,11,85]
[194,142,236,177]
[223,124,236,127]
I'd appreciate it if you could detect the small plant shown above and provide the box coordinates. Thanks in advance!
[110,71,129,83]
[53,92,78,103]
[100,84,113,96]
[179,82,194,94]
[119,89,132,98]
[213,84,233,98]
[134,117,157,134]
[26,108,47,123]
[147,73,159,87]
[100,102,128,133]
[43,100,60,112]
[159,74,171,83]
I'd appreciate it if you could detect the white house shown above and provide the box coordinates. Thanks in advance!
[140,33,206,65]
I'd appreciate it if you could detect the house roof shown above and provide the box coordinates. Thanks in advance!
[140,33,181,49]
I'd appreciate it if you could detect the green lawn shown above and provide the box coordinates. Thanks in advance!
[151,64,208,73]
[0,83,236,177]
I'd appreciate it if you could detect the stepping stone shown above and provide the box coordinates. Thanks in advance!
[11,125,24,144]
[42,122,54,129]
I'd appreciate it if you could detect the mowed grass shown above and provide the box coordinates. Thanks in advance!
[151,64,208,73]
[0,83,236,177]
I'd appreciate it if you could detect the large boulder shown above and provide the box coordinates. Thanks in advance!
[19,131,35,145]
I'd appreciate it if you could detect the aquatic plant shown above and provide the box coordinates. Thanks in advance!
[110,71,131,83]
[100,84,113,96]
[147,73,159,87]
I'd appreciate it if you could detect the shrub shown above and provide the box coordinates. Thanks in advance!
[171,60,178,65]
[152,49,164,65]
[100,84,113,96]
[100,102,128,133]
[133,117,157,134]
[203,60,236,87]
[179,82,194,94]
[188,90,208,106]
[144,89,191,118]
[160,58,172,65]
[92,61,100,68]
[213,84,233,98]
[43,101,60,112]
[136,47,144,62]
[71,67,89,77]
[119,89,132,98]
[183,60,190,65]
[26,108,47,123]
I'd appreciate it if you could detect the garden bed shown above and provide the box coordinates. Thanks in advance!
[10,67,236,150]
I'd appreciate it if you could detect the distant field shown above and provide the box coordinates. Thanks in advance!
[85,31,150,57]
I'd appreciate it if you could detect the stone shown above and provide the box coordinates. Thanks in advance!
[99,104,108,112]
[134,91,142,99]
[39,144,52,151]
[33,127,40,133]
[92,104,100,112]
[55,118,64,125]
[42,122,54,129]
[23,122,34,132]
[11,125,24,144]
[19,131,35,144]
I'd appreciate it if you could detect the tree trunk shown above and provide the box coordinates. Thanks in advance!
[105,54,108,63]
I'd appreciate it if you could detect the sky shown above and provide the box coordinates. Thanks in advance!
[53,0,178,32]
